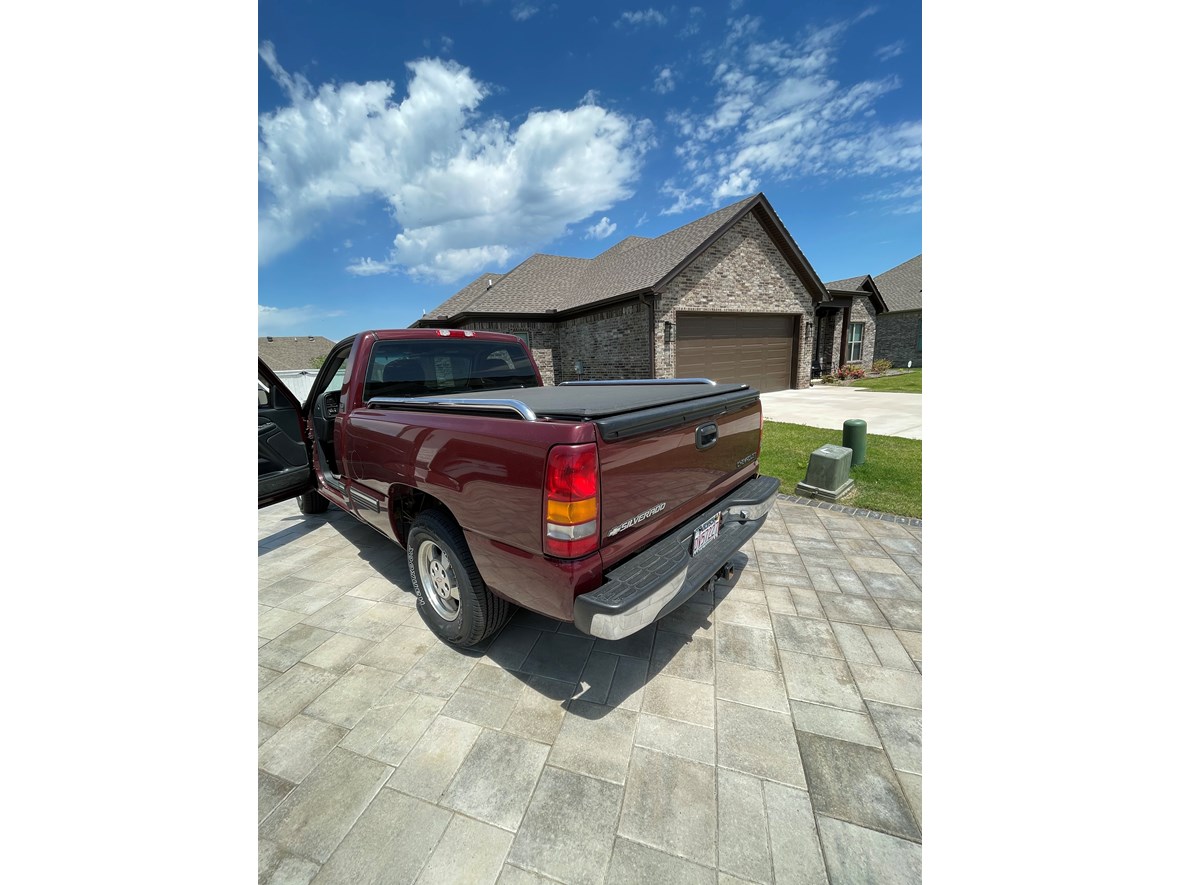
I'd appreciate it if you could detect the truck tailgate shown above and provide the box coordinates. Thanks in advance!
[594,387,763,571]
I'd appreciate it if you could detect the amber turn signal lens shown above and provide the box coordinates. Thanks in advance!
[546,497,597,525]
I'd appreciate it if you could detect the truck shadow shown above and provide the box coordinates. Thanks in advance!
[257,506,357,556]
[473,550,756,720]
[268,508,756,723]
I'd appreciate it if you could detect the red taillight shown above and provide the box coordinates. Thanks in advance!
[544,443,599,558]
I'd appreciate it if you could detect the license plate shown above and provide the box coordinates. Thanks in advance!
[692,512,722,556]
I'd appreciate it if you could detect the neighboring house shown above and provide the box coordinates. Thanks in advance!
[825,254,921,371]
[258,335,336,403]
[414,193,850,392]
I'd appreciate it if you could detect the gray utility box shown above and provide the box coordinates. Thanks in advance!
[794,444,855,502]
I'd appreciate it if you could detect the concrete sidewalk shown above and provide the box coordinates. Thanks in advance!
[759,386,922,440]
[259,498,922,884]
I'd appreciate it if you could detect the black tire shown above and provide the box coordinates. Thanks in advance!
[407,509,515,647]
[297,489,330,514]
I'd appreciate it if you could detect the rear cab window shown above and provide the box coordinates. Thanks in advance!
[363,338,538,401]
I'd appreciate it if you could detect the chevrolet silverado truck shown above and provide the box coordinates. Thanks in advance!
[258,329,780,647]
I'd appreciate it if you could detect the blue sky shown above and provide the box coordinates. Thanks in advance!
[258,0,921,340]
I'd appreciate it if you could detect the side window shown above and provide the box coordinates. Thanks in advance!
[258,377,271,408]
[846,322,864,362]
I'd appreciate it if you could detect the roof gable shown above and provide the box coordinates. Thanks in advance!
[825,274,870,291]
[824,273,887,314]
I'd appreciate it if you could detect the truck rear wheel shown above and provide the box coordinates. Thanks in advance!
[407,509,514,647]
[297,490,330,514]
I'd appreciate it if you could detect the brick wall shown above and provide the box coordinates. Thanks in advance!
[654,215,817,389]
[874,311,922,368]
[817,314,839,377]
[556,302,650,383]
[849,295,877,369]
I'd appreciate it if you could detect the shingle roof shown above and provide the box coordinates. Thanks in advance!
[258,336,335,370]
[825,274,871,291]
[428,273,504,319]
[874,254,922,312]
[419,194,821,322]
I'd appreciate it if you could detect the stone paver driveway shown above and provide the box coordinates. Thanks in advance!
[259,497,922,884]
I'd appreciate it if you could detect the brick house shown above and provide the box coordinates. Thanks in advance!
[825,255,921,371]
[414,193,860,392]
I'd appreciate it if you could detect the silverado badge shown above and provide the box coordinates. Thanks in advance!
[608,502,667,537]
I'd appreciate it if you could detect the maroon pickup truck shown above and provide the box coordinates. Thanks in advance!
[259,329,780,647]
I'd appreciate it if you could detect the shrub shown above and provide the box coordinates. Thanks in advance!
[872,359,892,373]
[836,364,866,380]
[820,374,837,384]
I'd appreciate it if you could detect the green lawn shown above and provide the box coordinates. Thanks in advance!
[760,421,922,518]
[846,368,921,393]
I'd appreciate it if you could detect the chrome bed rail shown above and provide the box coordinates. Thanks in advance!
[367,397,537,421]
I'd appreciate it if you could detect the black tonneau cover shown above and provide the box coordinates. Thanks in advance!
[440,382,752,420]
[369,382,760,441]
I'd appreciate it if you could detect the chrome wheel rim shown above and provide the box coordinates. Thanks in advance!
[418,540,461,622]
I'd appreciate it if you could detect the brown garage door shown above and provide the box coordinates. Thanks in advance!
[676,313,797,393]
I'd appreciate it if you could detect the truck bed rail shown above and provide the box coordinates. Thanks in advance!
[558,378,717,387]
[366,396,538,421]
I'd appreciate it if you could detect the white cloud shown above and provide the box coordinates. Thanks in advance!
[617,9,668,28]
[875,40,905,61]
[659,182,706,216]
[864,179,922,202]
[680,7,705,37]
[661,14,921,213]
[258,45,650,282]
[259,304,345,334]
[653,67,676,94]
[862,177,922,215]
[345,257,395,276]
[512,4,538,21]
[585,217,617,239]
[711,168,759,202]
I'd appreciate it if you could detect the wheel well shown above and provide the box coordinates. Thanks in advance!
[388,486,453,545]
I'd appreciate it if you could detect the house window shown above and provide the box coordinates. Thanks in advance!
[847,322,864,362]
[508,330,531,348]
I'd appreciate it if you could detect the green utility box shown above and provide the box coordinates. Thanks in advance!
[794,444,855,502]
[843,419,867,466]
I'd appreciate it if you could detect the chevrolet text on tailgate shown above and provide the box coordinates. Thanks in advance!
[258,329,780,647]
